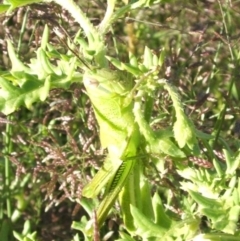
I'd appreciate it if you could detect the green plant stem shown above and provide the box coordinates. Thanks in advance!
[17,6,30,55]
[133,90,155,144]
[217,0,234,60]
[53,0,98,41]
[4,116,13,218]
[213,1,236,148]
[99,0,116,34]
[53,0,106,66]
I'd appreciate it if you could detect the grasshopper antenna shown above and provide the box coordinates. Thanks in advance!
[53,24,90,70]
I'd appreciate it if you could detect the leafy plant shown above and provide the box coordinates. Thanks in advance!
[1,0,240,241]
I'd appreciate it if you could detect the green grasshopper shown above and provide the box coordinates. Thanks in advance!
[82,67,191,231]
[82,68,140,227]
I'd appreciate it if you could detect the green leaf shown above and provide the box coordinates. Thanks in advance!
[134,91,185,158]
[193,233,240,241]
[201,207,225,221]
[140,177,154,220]
[7,0,44,12]
[0,4,10,14]
[213,158,224,177]
[106,56,124,70]
[130,205,167,238]
[151,137,186,158]
[13,231,24,241]
[143,46,153,69]
[158,47,166,67]
[117,231,136,241]
[0,75,50,115]
[0,219,12,241]
[158,79,200,153]
[163,217,200,241]
[7,40,30,73]
[188,190,222,208]
[225,149,240,175]
[129,52,138,67]
[218,206,240,234]
[152,193,171,228]
[37,48,56,75]
[41,24,49,50]
[152,53,158,66]
[121,63,142,76]
[22,220,31,236]
[71,216,92,241]
[78,198,95,217]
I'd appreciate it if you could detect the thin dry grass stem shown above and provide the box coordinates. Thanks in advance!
[63,125,80,154]
[8,155,26,179]
[81,108,98,152]
[82,133,98,153]
[87,108,96,131]
[189,93,210,116]
[213,150,225,162]
[0,117,15,125]
[15,134,27,145]
[189,156,213,169]
[40,142,67,165]
[42,174,59,200]
[150,167,183,216]
[78,133,87,147]
[27,95,102,211]
[93,210,100,241]
[164,204,183,216]
[62,165,82,196]
[32,131,84,209]
[72,203,81,217]
[58,185,71,200]
[16,7,24,24]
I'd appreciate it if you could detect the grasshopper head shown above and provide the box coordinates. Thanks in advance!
[83,68,133,97]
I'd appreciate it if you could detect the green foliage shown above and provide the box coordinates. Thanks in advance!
[1,0,240,241]
[0,25,80,115]
[0,0,43,13]
[13,220,39,241]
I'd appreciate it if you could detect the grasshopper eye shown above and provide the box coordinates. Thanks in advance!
[84,77,99,88]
